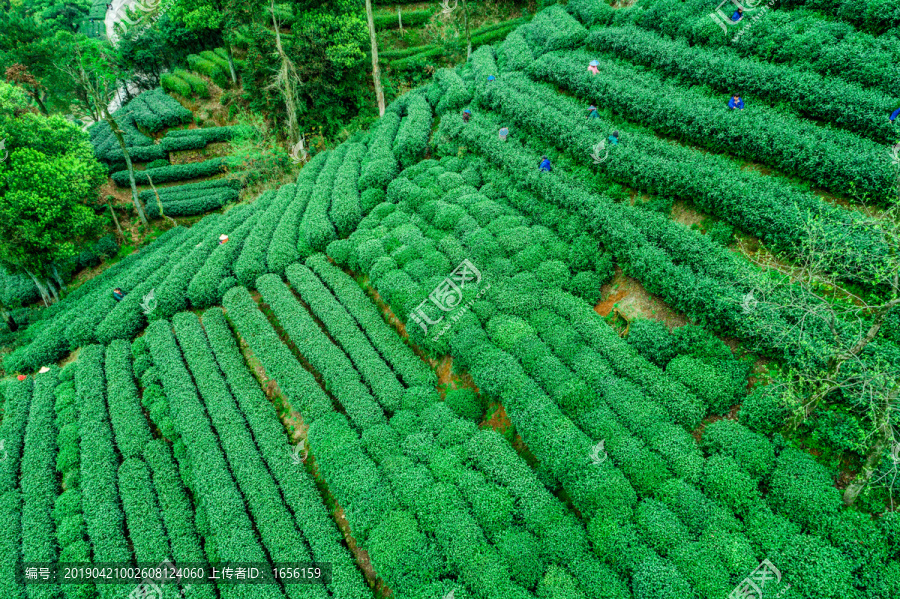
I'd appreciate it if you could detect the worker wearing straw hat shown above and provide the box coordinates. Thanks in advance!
[219,234,229,245]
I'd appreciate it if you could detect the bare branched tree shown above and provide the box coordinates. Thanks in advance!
[366,0,386,116]
[736,147,900,506]
[266,0,302,146]
[55,37,150,226]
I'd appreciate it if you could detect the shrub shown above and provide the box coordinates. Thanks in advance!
[523,5,587,55]
[444,387,484,421]
[700,418,775,480]
[393,93,433,169]
[626,319,676,368]
[111,158,226,186]
[187,54,228,87]
[739,384,792,434]
[666,354,736,416]
[160,72,192,97]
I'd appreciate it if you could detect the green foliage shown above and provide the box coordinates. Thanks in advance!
[160,125,251,152]
[145,319,282,599]
[257,273,386,429]
[700,418,775,480]
[523,5,587,55]
[739,384,792,434]
[104,341,152,460]
[75,345,133,590]
[627,319,676,368]
[393,93,433,169]
[111,157,227,186]
[330,142,367,237]
[222,285,333,422]
[161,72,193,97]
[444,387,484,421]
[666,354,737,416]
[187,53,229,87]
[587,24,897,144]
[287,262,404,412]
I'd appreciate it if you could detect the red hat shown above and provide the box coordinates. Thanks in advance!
[17,374,26,381]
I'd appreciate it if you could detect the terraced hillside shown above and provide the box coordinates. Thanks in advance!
[2,1,899,599]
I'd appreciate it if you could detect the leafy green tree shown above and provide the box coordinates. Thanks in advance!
[54,32,150,225]
[170,0,254,83]
[0,82,105,305]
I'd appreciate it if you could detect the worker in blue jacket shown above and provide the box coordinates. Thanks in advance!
[728,95,745,110]
[732,8,743,21]
[608,131,619,145]
[539,156,552,172]
[890,107,900,123]
[587,105,600,119]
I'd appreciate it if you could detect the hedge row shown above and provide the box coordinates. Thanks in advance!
[0,489,23,599]
[172,312,327,599]
[112,157,227,186]
[145,320,284,599]
[146,189,238,219]
[222,285,333,422]
[359,419,534,598]
[266,152,329,277]
[75,346,133,599]
[433,67,472,115]
[778,0,900,35]
[188,191,275,308]
[234,184,296,287]
[19,372,58,599]
[0,378,33,494]
[393,92,432,169]
[529,50,895,202]
[160,125,250,153]
[52,372,95,599]
[64,228,190,350]
[0,267,40,308]
[499,30,534,73]
[187,53,229,88]
[618,0,900,98]
[138,177,240,204]
[104,341,152,460]
[359,111,401,193]
[256,274,386,430]
[93,218,220,345]
[201,308,370,599]
[143,440,217,599]
[330,142,367,237]
[117,458,179,599]
[522,4,586,55]
[489,70,889,282]
[387,45,446,71]
[152,221,227,319]
[373,8,432,29]
[287,263,404,413]
[305,254,435,388]
[302,145,347,251]
[585,25,899,144]
[125,87,193,133]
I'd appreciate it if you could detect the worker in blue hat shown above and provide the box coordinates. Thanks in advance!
[487,75,496,82]
[587,105,600,119]
[588,60,600,75]
[499,126,509,141]
[462,108,471,123]
[890,106,900,123]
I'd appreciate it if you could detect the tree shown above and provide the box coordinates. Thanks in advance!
[54,32,150,226]
[365,0,385,116]
[0,82,106,305]
[170,0,252,84]
[739,146,900,507]
[267,0,301,144]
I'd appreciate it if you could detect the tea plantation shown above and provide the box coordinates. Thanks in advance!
[1,1,899,598]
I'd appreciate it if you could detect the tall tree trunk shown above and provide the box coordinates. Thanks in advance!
[25,270,51,307]
[3,311,17,333]
[843,386,900,506]
[270,0,301,144]
[225,41,238,84]
[462,0,471,59]
[104,111,149,226]
[108,198,125,240]
[366,0,386,117]
[51,264,65,292]
[31,89,49,116]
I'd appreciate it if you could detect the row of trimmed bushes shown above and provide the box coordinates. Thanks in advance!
[112,157,226,186]
[265,153,328,277]
[144,320,282,599]
[234,184,298,287]
[160,125,251,153]
[161,69,210,98]
[172,312,328,599]
[301,145,347,251]
[201,308,371,599]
